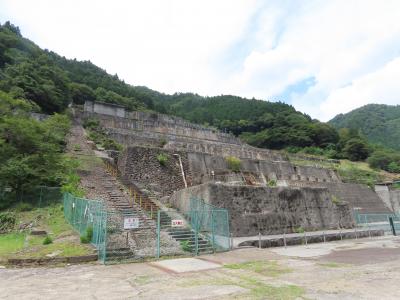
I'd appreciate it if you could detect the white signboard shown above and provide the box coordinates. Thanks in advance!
[171,219,184,227]
[124,217,139,229]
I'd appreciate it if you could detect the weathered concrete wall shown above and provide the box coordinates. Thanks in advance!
[186,152,340,185]
[84,101,126,118]
[375,185,400,212]
[118,146,388,215]
[164,141,286,162]
[118,146,189,196]
[288,181,391,214]
[83,105,240,144]
[169,183,354,237]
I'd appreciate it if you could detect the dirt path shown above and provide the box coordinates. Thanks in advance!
[1,236,400,299]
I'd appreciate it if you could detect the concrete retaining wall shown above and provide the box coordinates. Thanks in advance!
[169,183,354,237]
[375,185,400,212]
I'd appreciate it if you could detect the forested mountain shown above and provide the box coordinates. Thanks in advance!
[329,104,400,151]
[0,21,339,151]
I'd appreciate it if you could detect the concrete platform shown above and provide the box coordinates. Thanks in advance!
[151,257,221,273]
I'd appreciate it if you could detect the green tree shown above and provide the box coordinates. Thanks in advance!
[343,138,370,161]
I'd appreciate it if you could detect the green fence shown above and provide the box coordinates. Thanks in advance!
[0,186,62,209]
[189,197,230,252]
[63,193,231,264]
[63,193,107,262]
[354,211,400,234]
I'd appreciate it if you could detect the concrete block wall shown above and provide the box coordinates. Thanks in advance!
[168,183,354,236]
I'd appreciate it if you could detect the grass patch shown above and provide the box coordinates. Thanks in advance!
[224,260,292,278]
[12,241,93,259]
[318,262,351,268]
[0,233,25,257]
[132,275,152,286]
[180,271,304,300]
[17,204,73,237]
[0,204,94,260]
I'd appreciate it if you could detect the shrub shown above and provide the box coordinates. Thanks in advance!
[80,226,93,244]
[343,138,370,161]
[43,236,53,245]
[226,156,241,172]
[102,138,123,151]
[388,162,400,173]
[267,179,277,187]
[368,150,400,171]
[80,236,90,244]
[0,212,16,233]
[294,226,305,233]
[302,146,325,156]
[159,138,167,148]
[73,144,81,151]
[83,117,100,130]
[86,226,93,241]
[157,153,168,166]
[180,240,191,252]
[15,202,33,212]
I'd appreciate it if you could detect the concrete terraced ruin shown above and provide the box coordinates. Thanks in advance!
[81,101,394,250]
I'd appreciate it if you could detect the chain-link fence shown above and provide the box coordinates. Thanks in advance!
[0,186,62,209]
[63,193,231,264]
[354,211,400,234]
[190,197,230,251]
[63,193,107,262]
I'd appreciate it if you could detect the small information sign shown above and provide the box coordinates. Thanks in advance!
[124,217,139,229]
[171,219,184,227]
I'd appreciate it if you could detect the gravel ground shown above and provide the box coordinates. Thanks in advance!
[1,236,400,299]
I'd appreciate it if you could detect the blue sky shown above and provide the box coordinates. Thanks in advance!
[1,0,400,121]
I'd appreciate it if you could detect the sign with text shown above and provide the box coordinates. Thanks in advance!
[124,217,139,229]
[171,219,184,227]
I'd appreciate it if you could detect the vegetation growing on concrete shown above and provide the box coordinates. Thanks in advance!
[331,195,342,205]
[226,156,242,172]
[83,117,123,151]
[157,153,169,166]
[179,260,304,299]
[180,240,191,252]
[224,260,292,278]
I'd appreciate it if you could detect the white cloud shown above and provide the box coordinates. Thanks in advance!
[0,0,258,94]
[1,0,400,120]
[320,57,400,118]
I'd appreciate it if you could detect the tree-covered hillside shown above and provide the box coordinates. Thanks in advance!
[0,21,151,113]
[329,104,400,151]
[157,93,339,150]
[1,21,399,173]
[0,21,339,151]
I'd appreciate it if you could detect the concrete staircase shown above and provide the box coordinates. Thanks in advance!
[111,162,215,255]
